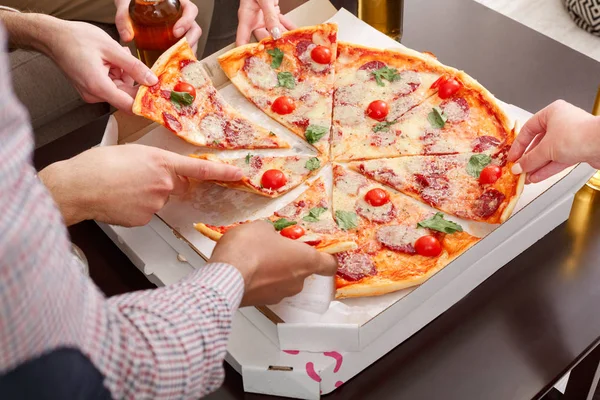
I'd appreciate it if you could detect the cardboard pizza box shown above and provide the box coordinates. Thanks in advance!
[98,0,595,397]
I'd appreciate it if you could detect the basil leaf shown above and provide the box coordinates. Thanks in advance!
[272,218,297,231]
[269,131,277,136]
[417,212,463,234]
[335,210,358,230]
[302,207,328,222]
[212,140,221,145]
[427,106,448,129]
[372,66,400,87]
[245,153,253,164]
[466,154,492,178]
[277,71,295,89]
[267,48,284,69]
[170,91,194,107]
[305,157,321,171]
[305,125,328,144]
[373,120,397,133]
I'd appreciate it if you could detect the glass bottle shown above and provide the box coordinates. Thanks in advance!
[129,0,183,67]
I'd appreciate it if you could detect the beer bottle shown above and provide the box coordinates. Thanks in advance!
[129,0,183,67]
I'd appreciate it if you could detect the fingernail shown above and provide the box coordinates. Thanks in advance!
[174,27,185,38]
[271,27,282,40]
[145,71,158,85]
[511,163,523,175]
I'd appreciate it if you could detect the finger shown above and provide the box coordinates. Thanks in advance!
[512,139,552,175]
[253,27,270,41]
[169,154,244,181]
[173,0,199,38]
[184,22,202,49]
[278,14,296,30]
[171,176,190,195]
[236,8,257,46]
[313,252,339,277]
[115,3,134,42]
[524,131,545,154]
[507,105,551,162]
[257,0,283,38]
[89,74,135,112]
[106,44,158,86]
[527,161,572,184]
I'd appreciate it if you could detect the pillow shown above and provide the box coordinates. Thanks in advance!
[564,0,600,36]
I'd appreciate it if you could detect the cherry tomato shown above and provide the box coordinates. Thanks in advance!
[479,165,502,185]
[173,81,196,100]
[430,75,448,90]
[280,225,305,240]
[366,100,389,121]
[415,235,442,257]
[311,45,332,64]
[438,78,462,99]
[261,169,287,190]
[272,96,296,115]
[365,188,390,207]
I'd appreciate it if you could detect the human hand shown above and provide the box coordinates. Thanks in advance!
[236,0,296,46]
[508,100,600,183]
[38,144,243,227]
[47,19,158,111]
[115,0,201,49]
[209,221,338,306]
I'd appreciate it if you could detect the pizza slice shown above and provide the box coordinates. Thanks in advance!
[333,46,516,161]
[194,178,357,254]
[218,23,338,154]
[190,153,325,198]
[133,38,289,150]
[331,42,453,161]
[349,151,525,224]
[331,164,479,299]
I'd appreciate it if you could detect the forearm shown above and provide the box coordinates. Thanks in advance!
[0,10,62,54]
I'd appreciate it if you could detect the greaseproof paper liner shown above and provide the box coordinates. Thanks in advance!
[123,9,572,325]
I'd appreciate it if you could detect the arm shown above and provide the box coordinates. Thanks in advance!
[0,10,58,53]
[0,11,156,111]
[38,145,243,227]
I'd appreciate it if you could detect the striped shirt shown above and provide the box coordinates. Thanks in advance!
[0,26,244,399]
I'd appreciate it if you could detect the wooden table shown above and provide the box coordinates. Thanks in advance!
[34,0,600,398]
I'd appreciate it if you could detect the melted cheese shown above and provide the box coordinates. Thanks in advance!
[199,114,225,143]
[246,57,277,89]
[182,61,208,88]
[334,104,365,126]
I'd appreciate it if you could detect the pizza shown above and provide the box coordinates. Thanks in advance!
[189,153,325,198]
[194,178,358,254]
[349,151,525,224]
[331,42,516,161]
[217,23,338,154]
[331,165,479,298]
[127,24,527,299]
[133,38,289,150]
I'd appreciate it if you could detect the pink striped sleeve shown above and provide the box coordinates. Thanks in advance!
[0,24,245,399]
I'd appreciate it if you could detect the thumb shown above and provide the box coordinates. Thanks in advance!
[313,252,338,277]
[169,154,243,181]
[257,0,283,39]
[115,2,134,42]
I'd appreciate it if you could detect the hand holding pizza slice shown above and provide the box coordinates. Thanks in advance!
[195,177,357,254]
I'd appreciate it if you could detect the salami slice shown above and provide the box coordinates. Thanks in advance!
[472,189,505,219]
[355,198,396,223]
[376,225,427,254]
[336,251,376,281]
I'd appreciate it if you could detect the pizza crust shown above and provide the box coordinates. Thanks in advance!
[194,223,357,254]
[194,222,223,241]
